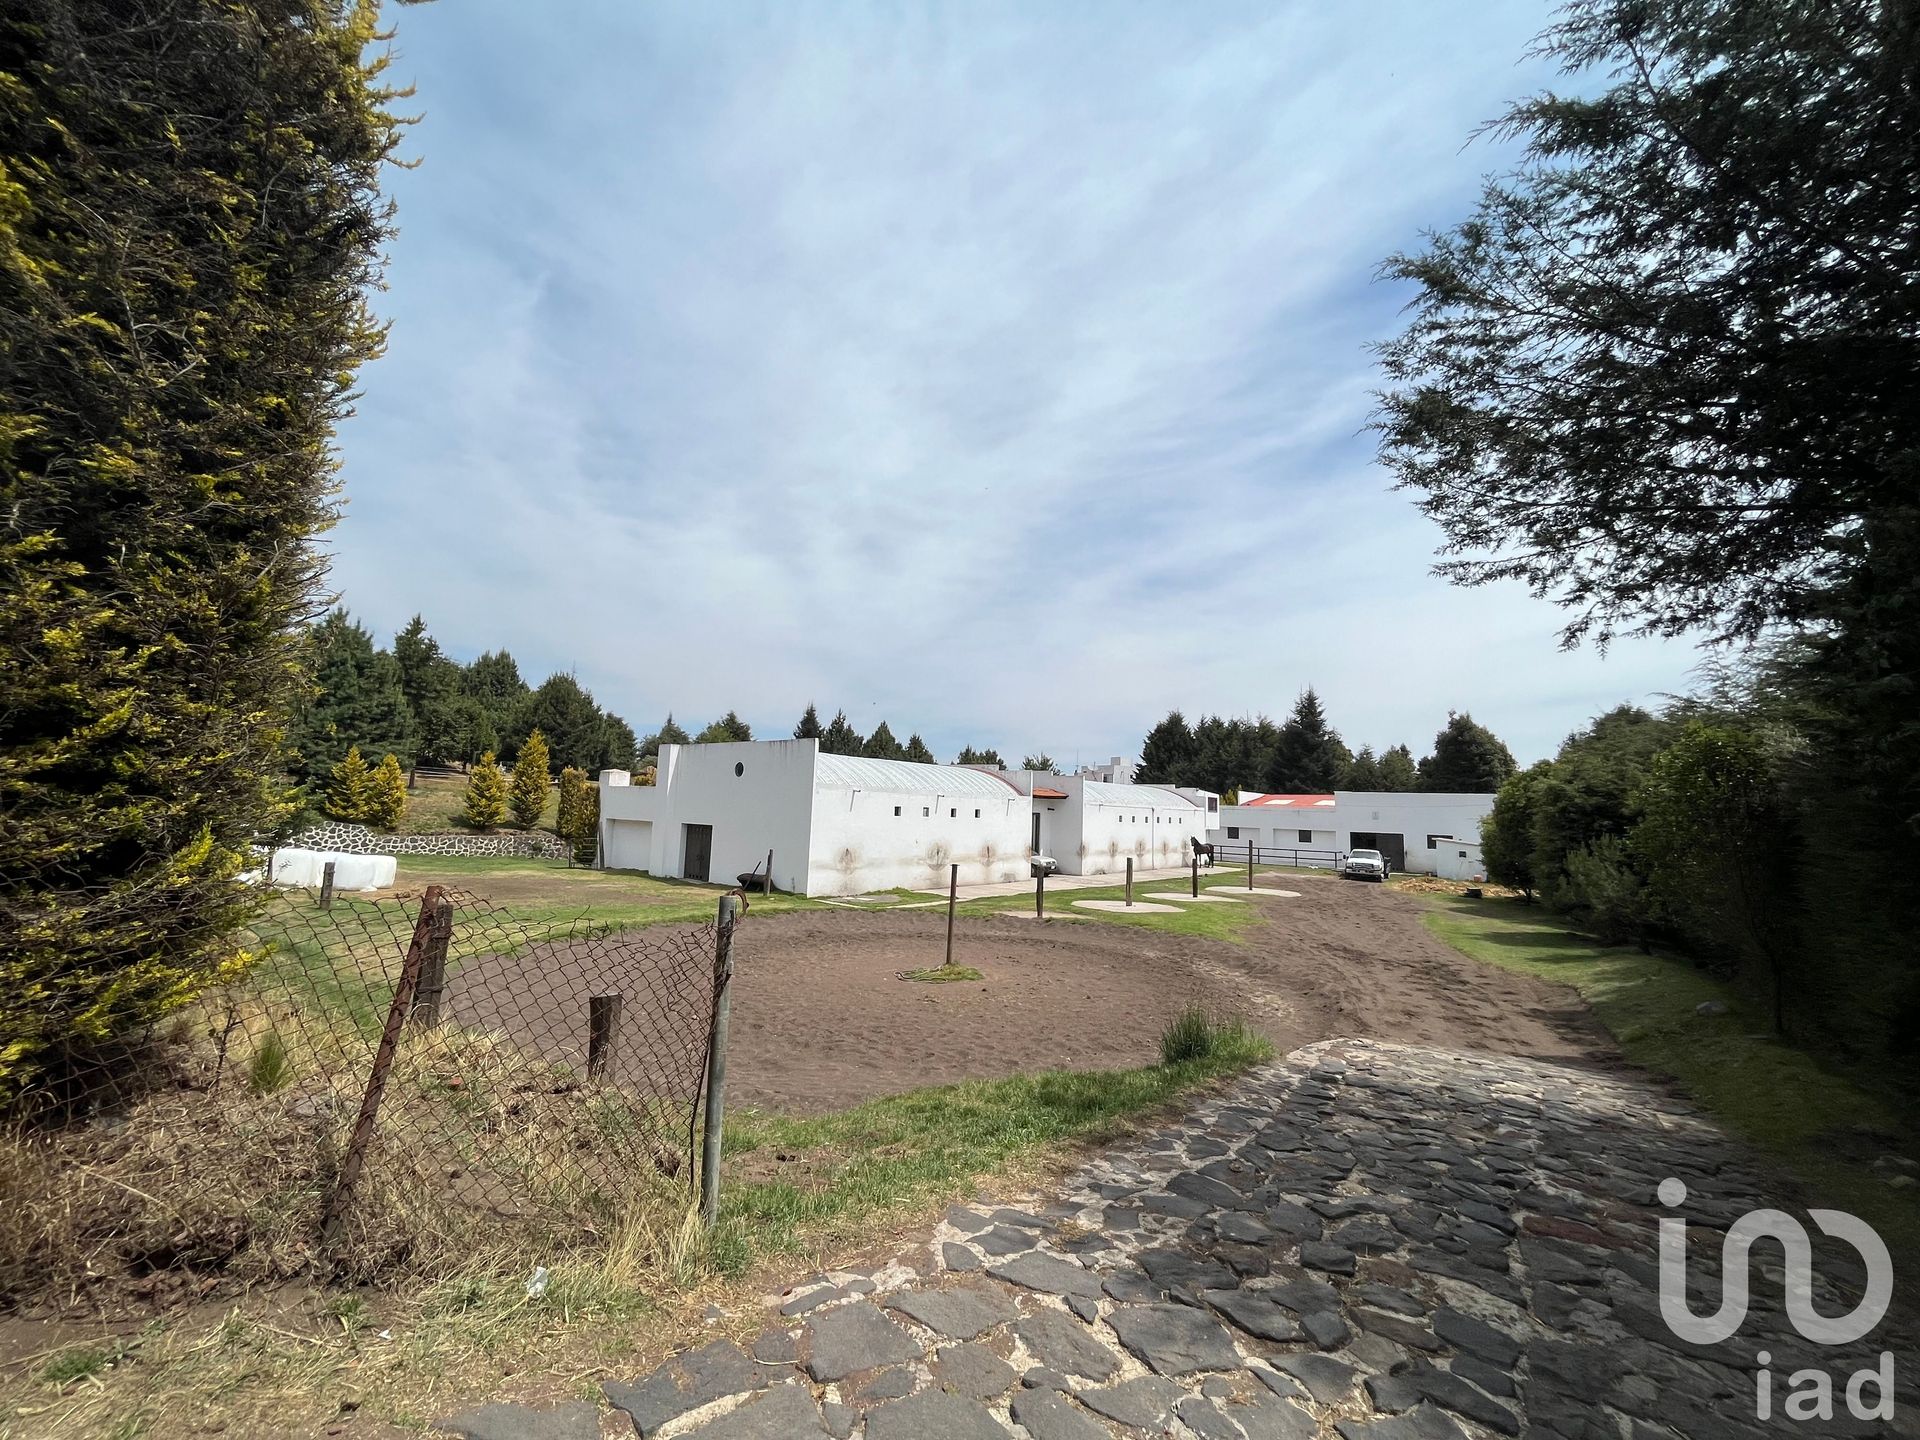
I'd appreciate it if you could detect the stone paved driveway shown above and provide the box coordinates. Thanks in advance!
[439,1039,1917,1440]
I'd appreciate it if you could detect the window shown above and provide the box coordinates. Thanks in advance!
[1298,829,1312,843]
[922,806,930,817]
[1227,826,1240,839]
[974,808,981,818]
[1427,834,1442,850]
[734,761,744,777]
[893,805,901,816]
[1207,797,1218,812]
[949,808,956,818]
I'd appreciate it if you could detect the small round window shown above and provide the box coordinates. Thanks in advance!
[734,761,744,777]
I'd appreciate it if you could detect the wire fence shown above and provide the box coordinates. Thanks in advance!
[1,881,731,1304]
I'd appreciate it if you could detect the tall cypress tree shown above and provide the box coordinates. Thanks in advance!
[0,1,413,1093]
[1136,711,1195,785]
[794,703,823,740]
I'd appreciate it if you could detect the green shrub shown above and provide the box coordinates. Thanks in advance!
[463,752,508,830]
[511,728,550,829]
[323,745,372,823]
[363,752,408,831]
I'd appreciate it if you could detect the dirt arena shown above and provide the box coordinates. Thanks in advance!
[722,877,1613,1112]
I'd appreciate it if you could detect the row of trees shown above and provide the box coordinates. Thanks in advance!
[1134,692,1517,797]
[457,730,596,860]
[290,611,638,781]
[628,704,1013,772]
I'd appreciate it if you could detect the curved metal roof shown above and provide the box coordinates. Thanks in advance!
[814,753,1020,798]
[1083,780,1204,810]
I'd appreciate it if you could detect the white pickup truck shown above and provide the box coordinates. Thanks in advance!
[1339,848,1390,883]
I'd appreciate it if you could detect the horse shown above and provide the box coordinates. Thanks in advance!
[1189,836,1215,868]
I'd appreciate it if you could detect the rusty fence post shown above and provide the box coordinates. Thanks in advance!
[319,860,336,911]
[1125,856,1134,907]
[588,994,623,1081]
[409,893,454,1026]
[1191,855,1199,897]
[700,892,739,1226]
[945,863,958,969]
[320,884,446,1255]
[1035,868,1045,920]
[1247,844,1254,890]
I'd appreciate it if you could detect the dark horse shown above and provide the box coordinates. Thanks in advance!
[1189,835,1215,867]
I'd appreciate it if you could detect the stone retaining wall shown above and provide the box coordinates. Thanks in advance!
[290,820,571,861]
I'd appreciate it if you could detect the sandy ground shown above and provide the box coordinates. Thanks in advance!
[724,878,1613,1112]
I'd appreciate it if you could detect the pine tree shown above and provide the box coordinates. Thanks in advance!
[463,752,509,830]
[1377,745,1420,792]
[1346,745,1385,791]
[695,710,753,743]
[794,703,823,740]
[641,713,691,761]
[556,765,585,844]
[325,746,373,823]
[1136,711,1196,785]
[956,746,1005,767]
[1269,689,1352,792]
[288,611,413,779]
[365,753,409,831]
[820,710,864,756]
[1417,712,1518,793]
[903,733,936,764]
[571,786,600,867]
[864,722,905,760]
[1022,754,1056,773]
[511,728,551,829]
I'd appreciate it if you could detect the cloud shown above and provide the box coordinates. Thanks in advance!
[331,0,1702,768]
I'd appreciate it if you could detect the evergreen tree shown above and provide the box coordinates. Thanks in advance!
[820,710,864,756]
[1346,745,1385,791]
[556,766,594,861]
[903,733,936,764]
[365,753,408,831]
[1136,711,1195,784]
[864,722,905,760]
[599,715,637,771]
[1269,689,1352,792]
[511,728,551,829]
[511,673,621,773]
[463,752,508,830]
[325,746,373,823]
[695,711,753,743]
[955,746,1005,767]
[289,611,413,779]
[461,649,529,743]
[0,0,414,1095]
[1480,762,1550,899]
[1417,712,1518,793]
[640,713,691,761]
[1022,754,1057,773]
[571,786,600,867]
[794,703,823,740]
[1377,745,1420,792]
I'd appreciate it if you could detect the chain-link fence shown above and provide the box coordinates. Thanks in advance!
[1,881,731,1306]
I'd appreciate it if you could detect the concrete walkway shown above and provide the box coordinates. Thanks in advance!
[438,1039,1917,1440]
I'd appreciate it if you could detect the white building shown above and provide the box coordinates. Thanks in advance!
[1208,790,1497,876]
[598,740,1031,896]
[1074,755,1137,784]
[999,771,1217,876]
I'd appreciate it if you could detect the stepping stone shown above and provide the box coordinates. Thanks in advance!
[1263,1275,1341,1314]
[681,1384,828,1438]
[782,1284,852,1317]
[1009,1388,1110,1440]
[932,1343,1017,1400]
[989,1208,1049,1230]
[946,1206,993,1233]
[864,1388,1013,1439]
[805,1301,924,1382]
[1264,1200,1322,1239]
[1414,1366,1521,1435]
[822,1401,855,1439]
[1433,1307,1522,1366]
[989,1250,1103,1300]
[1216,1212,1274,1244]
[1353,1307,1443,1351]
[435,1401,599,1440]
[750,1329,797,1365]
[976,1226,1033,1256]
[1451,1353,1517,1397]
[1078,1375,1187,1429]
[1175,1396,1244,1440]
[1202,1288,1305,1342]
[1236,1393,1320,1440]
[1014,1310,1122,1380]
[1137,1246,1239,1301]
[1303,1309,1351,1348]
[1333,1404,1466,1439]
[1269,1352,1357,1405]
[1300,1241,1358,1275]
[604,1341,773,1435]
[1106,1303,1243,1376]
[1022,1366,1069,1391]
[941,1241,983,1272]
[851,1367,916,1402]
[885,1286,1017,1340]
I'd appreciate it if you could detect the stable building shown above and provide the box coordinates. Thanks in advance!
[1209,789,1497,876]
[597,740,1031,896]
[997,770,1217,876]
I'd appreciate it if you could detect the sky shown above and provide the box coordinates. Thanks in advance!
[330,0,1705,769]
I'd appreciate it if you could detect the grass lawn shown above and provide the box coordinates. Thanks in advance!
[1423,894,1920,1264]
[392,772,559,835]
[390,854,823,929]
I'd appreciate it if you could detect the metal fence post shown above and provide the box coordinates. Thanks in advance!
[588,993,623,1081]
[700,892,738,1226]
[319,860,336,911]
[409,893,454,1026]
[320,884,444,1254]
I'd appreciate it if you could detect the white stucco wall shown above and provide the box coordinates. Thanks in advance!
[1069,781,1206,876]
[807,772,1029,895]
[598,740,816,892]
[1206,791,1497,875]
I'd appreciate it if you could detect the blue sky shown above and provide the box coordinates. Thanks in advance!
[330,1,1702,768]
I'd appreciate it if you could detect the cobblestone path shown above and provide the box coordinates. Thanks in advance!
[438,1039,1916,1440]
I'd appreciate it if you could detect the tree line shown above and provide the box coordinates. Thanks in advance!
[290,610,638,781]
[625,703,1020,776]
[1133,690,1517,797]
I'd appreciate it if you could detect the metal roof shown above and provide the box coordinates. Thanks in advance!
[1242,793,1336,809]
[814,753,1021,798]
[1082,780,1204,810]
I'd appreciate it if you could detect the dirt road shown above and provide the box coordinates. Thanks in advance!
[724,878,1613,1111]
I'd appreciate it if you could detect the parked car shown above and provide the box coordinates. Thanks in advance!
[1340,848,1389,882]
[1030,853,1060,877]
